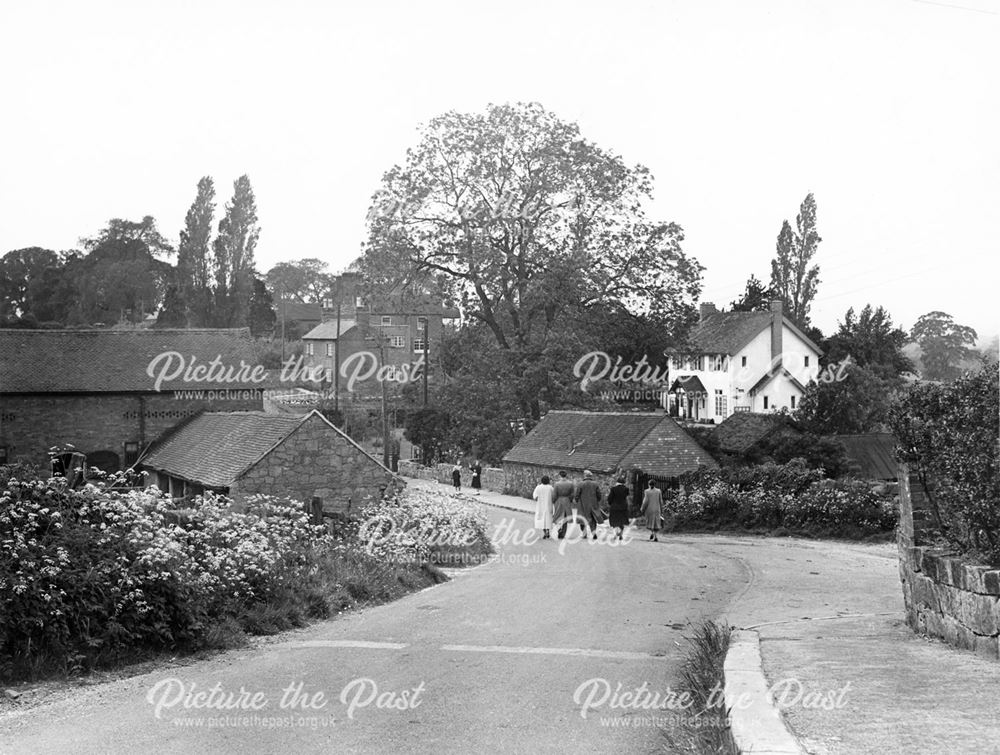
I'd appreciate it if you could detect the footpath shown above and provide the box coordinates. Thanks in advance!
[414,479,1000,755]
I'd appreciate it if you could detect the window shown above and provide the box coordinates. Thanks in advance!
[306,342,314,356]
[123,441,139,467]
[763,396,769,410]
[355,296,364,308]
[714,389,727,416]
[381,316,392,326]
[326,343,334,357]
[713,355,725,371]
[791,395,797,409]
[322,299,334,309]
[412,337,426,352]
[741,356,747,367]
[804,356,810,367]
[389,335,406,348]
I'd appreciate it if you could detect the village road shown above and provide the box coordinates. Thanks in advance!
[0,505,747,754]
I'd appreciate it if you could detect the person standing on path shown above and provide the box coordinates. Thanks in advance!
[552,471,576,540]
[639,480,663,542]
[607,475,631,541]
[451,463,462,490]
[532,475,555,540]
[575,470,603,540]
[470,460,482,495]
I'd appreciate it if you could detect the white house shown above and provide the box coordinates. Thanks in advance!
[664,300,822,421]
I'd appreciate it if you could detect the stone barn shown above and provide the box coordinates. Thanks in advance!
[502,410,717,500]
[140,410,397,514]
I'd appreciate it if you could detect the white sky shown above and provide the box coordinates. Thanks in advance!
[1,0,997,340]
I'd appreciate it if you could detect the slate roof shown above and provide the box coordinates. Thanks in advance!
[710,412,800,454]
[0,328,260,394]
[302,319,358,340]
[835,433,899,480]
[502,411,717,477]
[673,311,822,356]
[140,411,310,487]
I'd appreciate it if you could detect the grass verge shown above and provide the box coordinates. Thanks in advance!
[662,620,740,755]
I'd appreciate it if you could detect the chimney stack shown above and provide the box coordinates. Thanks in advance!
[699,302,718,322]
[770,299,783,369]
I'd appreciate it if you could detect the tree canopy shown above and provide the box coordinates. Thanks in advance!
[911,310,979,381]
[823,304,913,378]
[770,193,821,327]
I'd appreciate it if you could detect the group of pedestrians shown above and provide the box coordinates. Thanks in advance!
[531,470,664,542]
[451,460,483,495]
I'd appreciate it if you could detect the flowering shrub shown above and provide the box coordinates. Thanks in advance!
[664,460,897,536]
[0,471,440,682]
[358,487,492,565]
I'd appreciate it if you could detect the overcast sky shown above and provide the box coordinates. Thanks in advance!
[1,0,996,340]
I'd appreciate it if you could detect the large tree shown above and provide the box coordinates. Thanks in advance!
[265,259,336,304]
[362,102,701,419]
[770,193,821,326]
[213,175,260,327]
[0,247,62,318]
[824,304,913,379]
[795,362,895,434]
[911,311,979,381]
[176,176,216,325]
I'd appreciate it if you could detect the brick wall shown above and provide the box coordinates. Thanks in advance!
[0,391,263,468]
[232,412,398,514]
[897,464,1000,659]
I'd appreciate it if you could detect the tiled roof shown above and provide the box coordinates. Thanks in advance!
[675,311,822,356]
[140,411,309,487]
[302,320,358,340]
[0,328,259,393]
[710,412,799,454]
[835,433,899,480]
[502,410,716,477]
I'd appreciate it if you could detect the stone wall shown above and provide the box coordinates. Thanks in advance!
[501,462,617,499]
[397,460,505,493]
[232,413,398,515]
[897,465,1000,659]
[0,391,263,468]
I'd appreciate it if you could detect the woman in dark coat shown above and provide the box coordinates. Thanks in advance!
[451,464,462,490]
[607,476,631,540]
[470,460,482,495]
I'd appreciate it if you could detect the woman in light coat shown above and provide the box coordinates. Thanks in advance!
[532,475,555,539]
[640,480,663,542]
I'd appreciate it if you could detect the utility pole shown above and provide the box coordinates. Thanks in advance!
[334,277,341,413]
[280,283,286,363]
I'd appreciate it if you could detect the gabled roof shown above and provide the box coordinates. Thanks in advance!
[748,367,807,394]
[140,411,311,487]
[670,375,707,394]
[502,410,717,476]
[0,328,259,394]
[835,433,899,480]
[674,311,822,356]
[710,412,800,454]
[302,319,358,340]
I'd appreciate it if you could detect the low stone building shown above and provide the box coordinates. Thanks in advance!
[501,410,717,499]
[0,328,264,471]
[140,410,397,513]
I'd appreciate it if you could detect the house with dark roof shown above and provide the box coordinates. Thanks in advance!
[835,433,899,481]
[665,300,822,422]
[276,300,323,338]
[0,328,265,470]
[140,410,396,512]
[501,410,717,498]
[709,412,802,456]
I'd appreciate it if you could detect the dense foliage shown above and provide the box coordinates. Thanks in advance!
[664,460,897,537]
[888,361,1000,564]
[0,472,479,682]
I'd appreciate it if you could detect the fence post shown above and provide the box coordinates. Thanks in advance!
[308,496,324,526]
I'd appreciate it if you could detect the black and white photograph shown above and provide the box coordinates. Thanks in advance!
[1,1,998,752]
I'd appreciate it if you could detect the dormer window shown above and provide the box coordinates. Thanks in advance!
[804,356,810,367]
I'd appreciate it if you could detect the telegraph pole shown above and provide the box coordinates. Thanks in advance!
[422,317,429,406]
[334,277,341,413]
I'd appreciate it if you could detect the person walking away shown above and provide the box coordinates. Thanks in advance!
[552,471,576,540]
[470,460,483,495]
[576,470,603,540]
[607,476,630,541]
[451,464,462,490]
[640,480,663,542]
[532,475,555,540]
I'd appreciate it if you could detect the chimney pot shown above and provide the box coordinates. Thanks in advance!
[699,302,718,321]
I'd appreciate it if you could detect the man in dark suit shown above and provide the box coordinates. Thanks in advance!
[575,469,603,540]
